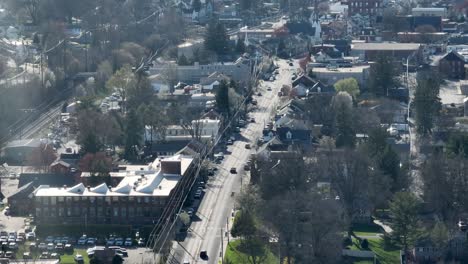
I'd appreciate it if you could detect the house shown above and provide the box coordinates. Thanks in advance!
[1,139,45,164]
[144,140,192,157]
[434,51,466,79]
[347,0,383,17]
[33,154,196,226]
[199,72,231,92]
[276,127,311,145]
[49,160,72,174]
[7,182,35,216]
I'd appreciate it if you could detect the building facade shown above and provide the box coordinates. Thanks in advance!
[437,51,466,79]
[33,155,195,226]
[347,0,382,16]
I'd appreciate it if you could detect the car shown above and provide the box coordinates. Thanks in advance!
[26,232,35,241]
[86,237,96,246]
[257,92,262,96]
[250,118,255,123]
[77,236,86,245]
[74,254,84,262]
[38,243,47,250]
[124,238,132,247]
[200,250,208,260]
[186,208,194,218]
[183,260,190,264]
[15,237,24,244]
[23,252,32,259]
[245,144,251,149]
[5,251,14,259]
[29,242,37,251]
[289,62,294,66]
[230,167,237,174]
[267,87,272,91]
[8,236,15,242]
[115,238,124,246]
[55,243,64,252]
[18,232,25,239]
[115,248,128,257]
[45,236,55,243]
[207,169,214,176]
[65,244,74,253]
[235,127,241,132]
[54,237,62,244]
[194,190,202,199]
[138,238,145,247]
[50,252,60,259]
[244,164,250,171]
[40,252,50,259]
[251,99,258,105]
[226,139,233,145]
[46,243,54,251]
[61,237,70,244]
[0,231,7,236]
[8,242,18,250]
[106,238,115,246]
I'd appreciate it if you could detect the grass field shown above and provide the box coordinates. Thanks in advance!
[225,240,278,264]
[60,249,90,264]
[350,237,399,264]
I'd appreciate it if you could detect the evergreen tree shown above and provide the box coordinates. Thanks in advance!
[177,54,190,66]
[216,80,230,116]
[414,72,441,136]
[335,103,355,148]
[389,192,421,250]
[369,52,399,96]
[235,39,246,54]
[205,19,228,55]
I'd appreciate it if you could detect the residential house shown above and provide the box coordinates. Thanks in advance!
[434,51,466,79]
[199,72,231,92]
[33,154,196,226]
[1,139,46,164]
[50,160,72,174]
[7,182,35,216]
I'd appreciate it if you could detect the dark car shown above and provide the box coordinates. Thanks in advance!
[230,167,237,174]
[200,250,208,260]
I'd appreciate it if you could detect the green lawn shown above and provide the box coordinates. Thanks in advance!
[349,237,400,264]
[60,249,90,264]
[225,240,278,264]
[351,223,383,237]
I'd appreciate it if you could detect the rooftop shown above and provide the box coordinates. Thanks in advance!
[352,42,421,51]
[34,154,193,197]
[312,65,370,73]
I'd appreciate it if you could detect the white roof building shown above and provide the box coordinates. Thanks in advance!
[34,155,194,198]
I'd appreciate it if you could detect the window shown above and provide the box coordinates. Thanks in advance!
[58,208,64,217]
[36,208,41,217]
[113,207,119,217]
[43,208,49,216]
[137,197,142,203]
[67,208,72,217]
[112,196,119,202]
[50,208,56,217]
[105,197,111,203]
[128,207,135,217]
[73,207,80,216]
[73,196,79,202]
[89,208,96,217]
[50,197,56,205]
[97,207,103,217]
[144,197,150,203]
[121,207,127,217]
[137,207,143,216]
[58,197,64,202]
[43,197,49,205]
[90,197,95,203]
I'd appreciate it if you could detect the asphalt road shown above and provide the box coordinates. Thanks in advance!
[170,59,296,264]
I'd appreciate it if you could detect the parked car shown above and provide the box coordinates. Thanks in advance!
[124,238,132,247]
[226,139,233,145]
[230,167,237,174]
[38,243,47,250]
[5,251,14,259]
[86,238,96,246]
[74,254,84,263]
[39,252,49,259]
[26,232,35,241]
[115,238,124,246]
[137,238,145,247]
[77,236,86,245]
[245,144,250,149]
[45,236,55,243]
[23,252,32,259]
[194,190,202,199]
[65,244,74,254]
[46,243,54,251]
[106,238,115,246]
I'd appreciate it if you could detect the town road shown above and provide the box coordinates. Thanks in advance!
[170,59,296,264]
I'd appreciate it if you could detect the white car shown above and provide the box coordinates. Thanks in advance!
[74,254,84,262]
[124,238,132,247]
[47,243,54,251]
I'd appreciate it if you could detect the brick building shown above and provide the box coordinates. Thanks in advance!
[347,0,382,16]
[436,51,466,79]
[33,154,195,226]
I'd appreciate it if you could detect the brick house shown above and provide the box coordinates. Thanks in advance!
[437,51,466,79]
[347,0,382,16]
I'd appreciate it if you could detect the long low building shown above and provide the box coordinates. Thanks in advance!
[351,42,422,61]
[33,154,195,226]
[309,64,371,87]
